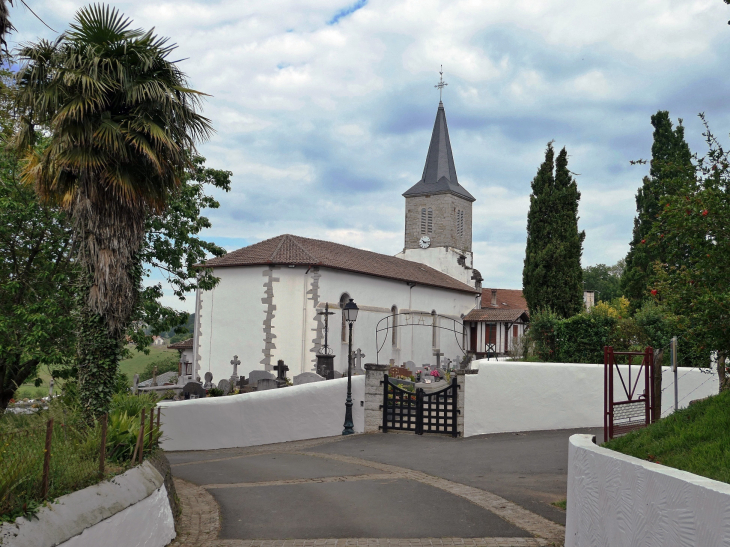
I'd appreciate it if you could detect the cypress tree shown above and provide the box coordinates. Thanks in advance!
[523,143,585,318]
[622,111,694,309]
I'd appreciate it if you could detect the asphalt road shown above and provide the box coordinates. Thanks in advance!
[167,427,601,540]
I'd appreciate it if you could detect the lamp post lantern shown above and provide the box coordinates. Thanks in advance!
[342,298,359,435]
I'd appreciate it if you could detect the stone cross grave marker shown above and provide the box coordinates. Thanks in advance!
[433,349,443,369]
[274,359,289,386]
[133,374,139,395]
[230,355,241,385]
[204,371,214,389]
[217,379,231,396]
[152,365,158,387]
[48,378,54,397]
[351,348,366,374]
[237,376,248,389]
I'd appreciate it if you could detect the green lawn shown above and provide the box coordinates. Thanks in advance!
[118,344,178,381]
[14,345,178,400]
[604,389,730,484]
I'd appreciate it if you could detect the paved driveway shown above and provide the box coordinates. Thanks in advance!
[167,428,601,545]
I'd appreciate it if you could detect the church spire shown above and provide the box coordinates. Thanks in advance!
[403,101,475,202]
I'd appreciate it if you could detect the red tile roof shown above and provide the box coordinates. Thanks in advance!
[463,288,529,322]
[168,338,193,350]
[203,234,479,294]
[463,308,528,322]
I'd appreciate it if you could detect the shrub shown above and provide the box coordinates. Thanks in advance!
[207,387,224,397]
[527,308,561,361]
[110,392,159,417]
[555,312,616,363]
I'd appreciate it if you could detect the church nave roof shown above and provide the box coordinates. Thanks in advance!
[203,234,478,294]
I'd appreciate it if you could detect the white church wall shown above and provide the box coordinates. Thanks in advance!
[197,266,267,384]
[269,266,310,375]
[158,375,365,451]
[317,269,474,372]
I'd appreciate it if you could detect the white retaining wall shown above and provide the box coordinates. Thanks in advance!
[158,375,365,451]
[566,434,730,546]
[465,361,718,437]
[0,462,175,547]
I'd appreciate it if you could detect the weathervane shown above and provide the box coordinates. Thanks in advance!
[434,65,448,101]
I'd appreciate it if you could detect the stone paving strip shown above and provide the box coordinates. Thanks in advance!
[204,473,396,490]
[295,452,565,544]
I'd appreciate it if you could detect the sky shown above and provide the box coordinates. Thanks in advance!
[9,0,730,312]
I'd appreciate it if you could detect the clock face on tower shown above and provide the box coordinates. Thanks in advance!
[419,236,431,249]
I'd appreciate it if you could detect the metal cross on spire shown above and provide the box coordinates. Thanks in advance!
[434,65,448,102]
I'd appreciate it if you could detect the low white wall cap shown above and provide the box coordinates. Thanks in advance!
[570,434,730,495]
[0,461,164,547]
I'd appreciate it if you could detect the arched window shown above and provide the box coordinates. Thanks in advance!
[427,208,433,234]
[391,306,398,347]
[431,310,438,348]
[340,293,350,342]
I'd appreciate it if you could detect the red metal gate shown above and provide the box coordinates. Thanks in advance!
[604,346,656,442]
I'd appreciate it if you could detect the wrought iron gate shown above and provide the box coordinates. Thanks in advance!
[604,346,655,442]
[381,375,459,437]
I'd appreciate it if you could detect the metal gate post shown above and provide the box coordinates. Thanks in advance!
[382,373,389,433]
[415,388,424,435]
[451,377,458,438]
[645,347,654,425]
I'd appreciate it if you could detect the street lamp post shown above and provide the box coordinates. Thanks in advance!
[342,298,359,435]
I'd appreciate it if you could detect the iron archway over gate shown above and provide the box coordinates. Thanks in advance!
[374,313,466,365]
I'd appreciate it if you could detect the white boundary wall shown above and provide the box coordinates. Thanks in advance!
[566,434,730,546]
[0,462,175,547]
[158,375,365,451]
[464,361,718,437]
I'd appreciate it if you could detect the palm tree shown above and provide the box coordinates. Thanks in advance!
[14,4,212,419]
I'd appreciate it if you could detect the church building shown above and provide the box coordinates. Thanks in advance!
[187,98,527,384]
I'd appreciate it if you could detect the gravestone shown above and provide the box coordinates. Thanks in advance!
[316,354,334,379]
[133,374,140,395]
[217,379,231,395]
[293,372,325,385]
[230,355,241,386]
[274,359,289,387]
[257,378,279,391]
[182,382,206,400]
[237,376,248,389]
[351,349,366,374]
[403,361,417,374]
[249,370,275,385]
[389,366,411,379]
[48,378,54,397]
[203,371,214,389]
[433,349,444,369]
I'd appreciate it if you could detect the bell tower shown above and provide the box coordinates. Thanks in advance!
[396,90,479,288]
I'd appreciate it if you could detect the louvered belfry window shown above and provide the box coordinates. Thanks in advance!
[421,208,433,234]
[420,208,427,234]
[457,210,464,237]
[427,208,433,233]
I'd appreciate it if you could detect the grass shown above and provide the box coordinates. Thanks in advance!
[13,345,177,400]
[551,499,566,510]
[118,345,178,381]
[604,389,730,484]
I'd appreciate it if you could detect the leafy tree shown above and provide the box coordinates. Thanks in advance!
[14,5,212,420]
[622,111,694,310]
[650,115,730,390]
[523,143,585,318]
[583,260,624,302]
